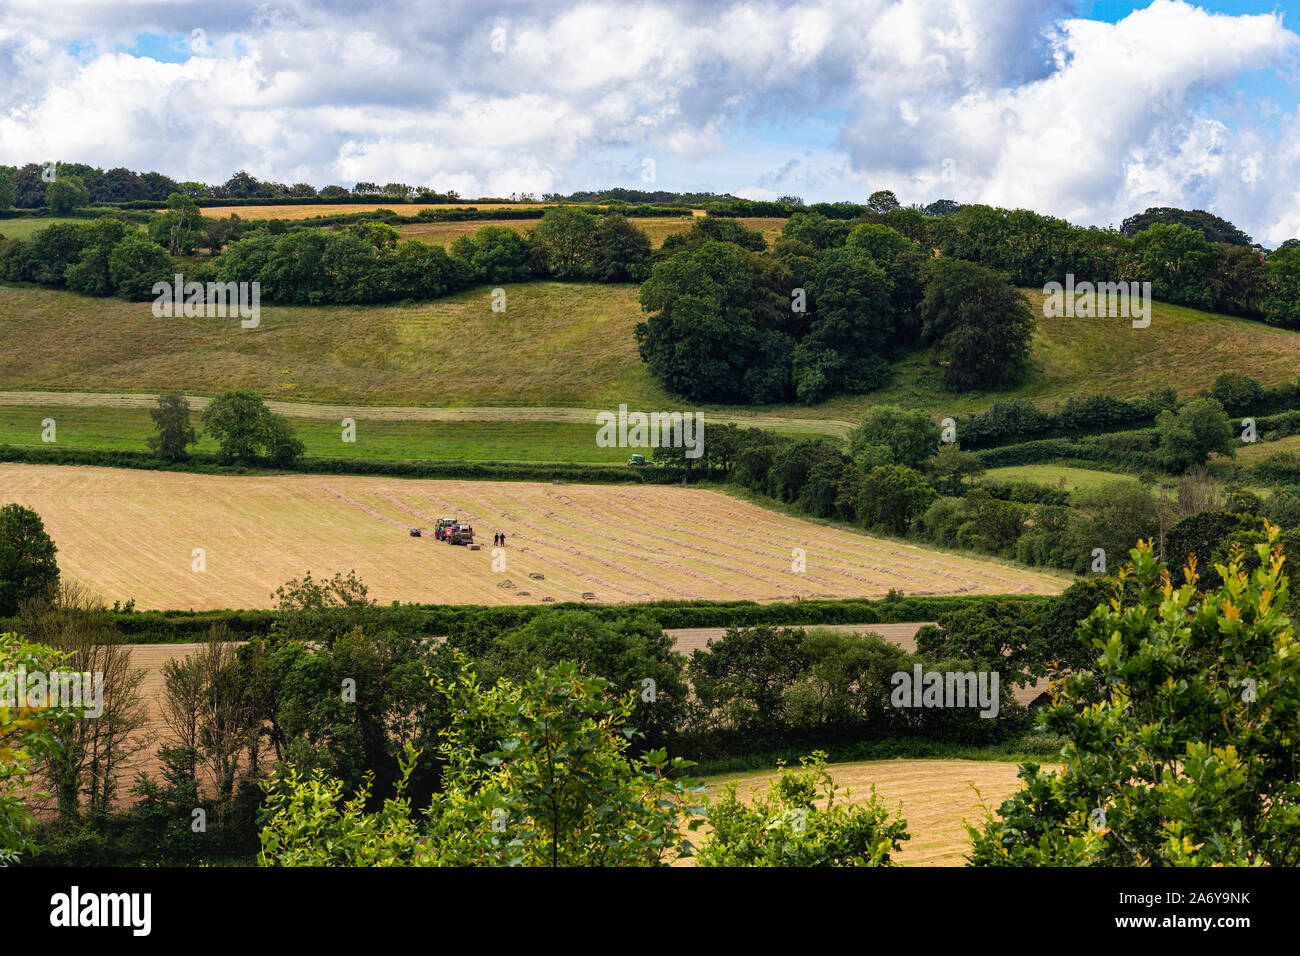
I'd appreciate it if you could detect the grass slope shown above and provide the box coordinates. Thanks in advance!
[2,282,1297,429]
[0,405,647,463]
[0,217,113,240]
[0,281,670,407]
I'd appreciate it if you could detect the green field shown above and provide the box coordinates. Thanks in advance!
[0,281,673,408]
[983,464,1143,493]
[0,217,108,240]
[0,405,654,463]
[0,403,839,463]
[1225,432,1300,466]
[2,280,1298,438]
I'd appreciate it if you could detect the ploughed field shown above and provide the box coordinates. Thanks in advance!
[0,464,1068,610]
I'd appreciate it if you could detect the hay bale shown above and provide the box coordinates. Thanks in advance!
[581,592,596,601]
[542,596,555,602]
[529,572,545,580]
[497,579,515,589]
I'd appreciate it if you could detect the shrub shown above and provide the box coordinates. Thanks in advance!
[857,465,937,535]
[1154,397,1235,472]
[968,530,1300,865]
[200,390,303,466]
[695,752,909,866]
[0,504,59,616]
[108,233,172,300]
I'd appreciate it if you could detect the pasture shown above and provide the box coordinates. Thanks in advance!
[3,283,1298,432]
[0,464,1069,610]
[0,216,114,239]
[982,464,1141,493]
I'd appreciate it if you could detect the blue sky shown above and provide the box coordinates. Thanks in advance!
[3,0,1298,243]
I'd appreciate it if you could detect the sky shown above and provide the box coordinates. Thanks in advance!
[1,0,1297,244]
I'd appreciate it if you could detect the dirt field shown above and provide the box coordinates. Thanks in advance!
[691,758,1050,866]
[0,464,1068,610]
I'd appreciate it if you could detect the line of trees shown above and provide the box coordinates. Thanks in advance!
[0,204,658,305]
[0,163,467,207]
[147,391,304,467]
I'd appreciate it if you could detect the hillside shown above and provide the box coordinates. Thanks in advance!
[2,281,1297,433]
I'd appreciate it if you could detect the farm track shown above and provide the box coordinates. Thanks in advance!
[0,391,857,438]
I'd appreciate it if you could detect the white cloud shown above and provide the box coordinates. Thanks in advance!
[0,0,1296,241]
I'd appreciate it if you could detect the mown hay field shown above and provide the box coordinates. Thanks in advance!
[0,464,1069,610]
[689,758,1057,867]
[393,216,786,249]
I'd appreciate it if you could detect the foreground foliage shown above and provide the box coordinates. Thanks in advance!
[694,752,909,867]
[259,660,705,866]
[0,634,76,864]
[968,528,1300,865]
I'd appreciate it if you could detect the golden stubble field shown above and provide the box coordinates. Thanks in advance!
[393,216,788,249]
[686,758,1056,867]
[0,464,1068,610]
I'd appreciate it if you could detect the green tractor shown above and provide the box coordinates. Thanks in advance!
[627,454,651,467]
